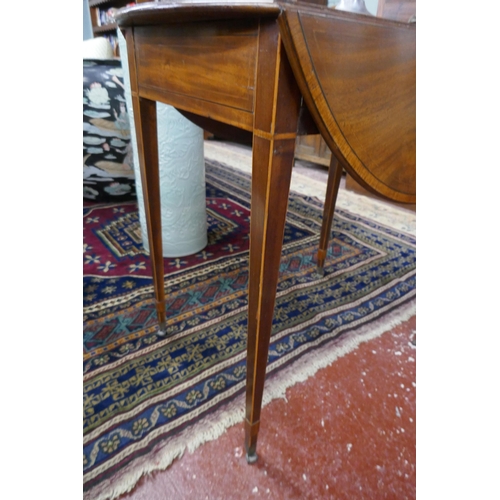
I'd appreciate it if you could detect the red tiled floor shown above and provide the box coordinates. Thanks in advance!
[122,315,416,500]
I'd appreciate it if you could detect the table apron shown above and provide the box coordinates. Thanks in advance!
[133,20,262,130]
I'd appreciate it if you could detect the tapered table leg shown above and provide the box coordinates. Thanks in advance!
[316,155,343,275]
[245,23,301,463]
[125,29,166,336]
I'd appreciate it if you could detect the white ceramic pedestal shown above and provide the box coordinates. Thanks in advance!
[117,30,208,257]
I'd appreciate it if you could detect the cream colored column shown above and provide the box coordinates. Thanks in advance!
[117,30,208,257]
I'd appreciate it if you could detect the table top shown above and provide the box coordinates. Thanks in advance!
[115,1,416,26]
[115,1,281,26]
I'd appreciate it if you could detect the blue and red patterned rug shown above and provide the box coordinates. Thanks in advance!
[83,159,416,500]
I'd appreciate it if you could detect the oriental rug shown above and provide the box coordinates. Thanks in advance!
[83,157,416,500]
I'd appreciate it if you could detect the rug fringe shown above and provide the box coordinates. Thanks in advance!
[84,298,415,500]
[261,299,416,406]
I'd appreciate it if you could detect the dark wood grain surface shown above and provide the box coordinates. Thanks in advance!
[279,4,416,203]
